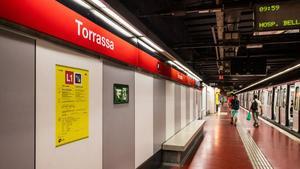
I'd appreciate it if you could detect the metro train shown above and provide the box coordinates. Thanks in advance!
[238,80,300,132]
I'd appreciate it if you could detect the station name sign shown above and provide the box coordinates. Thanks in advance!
[0,0,196,87]
[255,1,300,31]
[75,19,114,50]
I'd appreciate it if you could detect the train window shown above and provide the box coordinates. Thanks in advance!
[282,88,287,108]
[276,89,280,107]
[279,88,283,107]
[261,91,264,104]
[295,87,300,111]
[267,91,271,105]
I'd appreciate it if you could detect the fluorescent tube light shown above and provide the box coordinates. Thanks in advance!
[198,10,210,14]
[246,44,263,49]
[174,61,188,70]
[74,0,92,9]
[91,0,107,8]
[173,60,202,81]
[91,10,133,37]
[89,0,143,36]
[140,37,164,52]
[236,63,300,93]
[137,40,156,53]
[167,60,185,72]
[167,60,175,66]
[253,30,285,36]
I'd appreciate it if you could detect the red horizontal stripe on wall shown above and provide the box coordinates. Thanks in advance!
[0,0,196,87]
[0,0,138,66]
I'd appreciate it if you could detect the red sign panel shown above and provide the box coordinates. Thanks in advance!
[0,0,195,87]
[65,71,74,85]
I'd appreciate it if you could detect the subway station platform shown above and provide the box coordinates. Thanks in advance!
[183,104,300,169]
[1,1,300,169]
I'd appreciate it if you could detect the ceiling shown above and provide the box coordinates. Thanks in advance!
[110,0,300,91]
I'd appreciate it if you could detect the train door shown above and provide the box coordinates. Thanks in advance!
[248,92,252,109]
[273,87,280,121]
[280,85,287,126]
[293,83,300,132]
[287,84,295,128]
[243,93,246,108]
[275,87,281,123]
[261,89,267,118]
[267,88,273,119]
[245,93,247,108]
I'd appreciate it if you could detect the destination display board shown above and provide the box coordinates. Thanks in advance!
[255,1,300,31]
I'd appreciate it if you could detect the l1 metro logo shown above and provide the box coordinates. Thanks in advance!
[65,71,74,84]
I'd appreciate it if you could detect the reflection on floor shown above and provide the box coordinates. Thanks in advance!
[239,108,300,169]
[183,104,300,169]
[184,109,253,169]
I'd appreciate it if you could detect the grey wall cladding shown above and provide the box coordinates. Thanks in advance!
[153,78,166,153]
[193,91,196,120]
[103,61,135,169]
[175,84,181,132]
[186,88,190,124]
[0,29,35,169]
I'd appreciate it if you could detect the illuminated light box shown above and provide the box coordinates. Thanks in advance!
[255,1,300,31]
[113,84,129,104]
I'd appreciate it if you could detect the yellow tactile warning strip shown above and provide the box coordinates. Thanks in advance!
[236,125,273,169]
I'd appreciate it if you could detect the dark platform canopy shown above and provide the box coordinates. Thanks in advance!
[107,0,300,91]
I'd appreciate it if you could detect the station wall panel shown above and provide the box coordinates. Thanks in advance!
[186,87,191,124]
[207,86,215,114]
[102,61,135,169]
[181,86,187,128]
[153,78,166,153]
[0,29,35,169]
[0,28,207,169]
[189,88,194,123]
[165,81,175,140]
[194,90,198,119]
[135,72,154,168]
[198,90,202,118]
[36,40,102,169]
[202,87,207,117]
[175,84,182,132]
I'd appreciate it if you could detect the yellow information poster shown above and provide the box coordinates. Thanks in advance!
[56,65,89,147]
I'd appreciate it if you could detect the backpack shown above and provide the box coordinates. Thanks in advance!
[232,99,239,110]
[251,100,258,111]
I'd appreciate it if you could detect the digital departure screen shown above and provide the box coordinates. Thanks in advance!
[255,1,300,31]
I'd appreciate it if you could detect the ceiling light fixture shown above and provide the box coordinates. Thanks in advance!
[246,44,263,49]
[90,0,106,8]
[137,39,156,53]
[174,61,202,81]
[140,37,164,52]
[198,10,210,14]
[169,60,202,81]
[73,0,92,9]
[91,10,133,37]
[89,0,143,37]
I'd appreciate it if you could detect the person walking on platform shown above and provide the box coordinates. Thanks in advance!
[250,95,262,127]
[228,94,233,123]
[230,94,240,126]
